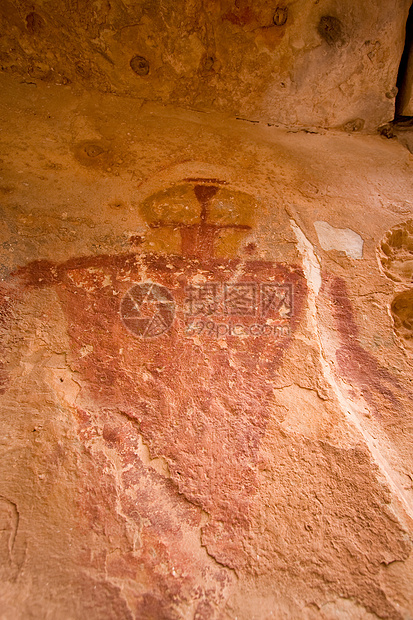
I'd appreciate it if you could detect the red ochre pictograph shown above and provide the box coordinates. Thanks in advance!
[119,180,301,339]
[9,179,307,574]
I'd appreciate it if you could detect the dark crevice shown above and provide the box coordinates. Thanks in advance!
[395,2,413,120]
[381,3,413,149]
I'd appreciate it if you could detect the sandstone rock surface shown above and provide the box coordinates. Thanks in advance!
[1,72,413,618]
[0,0,410,129]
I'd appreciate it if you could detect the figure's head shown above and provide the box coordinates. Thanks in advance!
[139,180,256,258]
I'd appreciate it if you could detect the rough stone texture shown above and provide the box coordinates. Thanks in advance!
[0,0,410,130]
[396,5,413,117]
[1,71,413,618]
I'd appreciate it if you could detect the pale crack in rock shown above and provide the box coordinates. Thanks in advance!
[290,218,413,522]
[135,434,171,478]
[272,379,329,401]
[290,220,321,296]
[97,409,236,585]
[0,496,19,556]
[0,496,24,581]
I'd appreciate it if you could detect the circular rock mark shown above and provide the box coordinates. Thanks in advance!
[73,141,110,168]
[343,118,365,133]
[84,143,105,158]
[386,87,398,99]
[391,289,413,346]
[109,199,126,209]
[120,283,175,338]
[318,15,345,46]
[130,55,150,76]
[379,123,395,139]
[273,7,288,26]
[203,55,215,72]
[379,220,413,283]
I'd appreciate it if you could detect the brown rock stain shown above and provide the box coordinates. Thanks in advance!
[222,7,255,27]
[329,276,405,412]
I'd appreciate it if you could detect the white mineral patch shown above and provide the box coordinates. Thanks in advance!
[314,221,364,259]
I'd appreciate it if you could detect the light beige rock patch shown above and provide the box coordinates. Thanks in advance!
[314,220,364,259]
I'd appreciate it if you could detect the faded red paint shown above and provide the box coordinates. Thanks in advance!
[75,406,233,616]
[0,284,19,394]
[222,7,255,26]
[329,276,405,412]
[12,248,306,570]
[0,362,8,394]
[6,179,307,593]
[149,183,252,260]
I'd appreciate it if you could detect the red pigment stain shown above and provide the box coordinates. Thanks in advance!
[10,250,306,570]
[222,7,255,26]
[149,183,252,261]
[76,409,232,612]
[329,276,404,412]
[0,362,8,394]
[183,178,227,185]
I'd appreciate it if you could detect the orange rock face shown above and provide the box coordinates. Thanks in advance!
[1,66,413,619]
[0,0,410,129]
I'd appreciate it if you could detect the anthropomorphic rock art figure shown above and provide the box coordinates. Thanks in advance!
[2,180,306,614]
[3,181,411,618]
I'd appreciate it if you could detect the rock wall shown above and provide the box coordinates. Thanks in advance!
[1,73,413,618]
[396,4,413,116]
[0,0,411,129]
